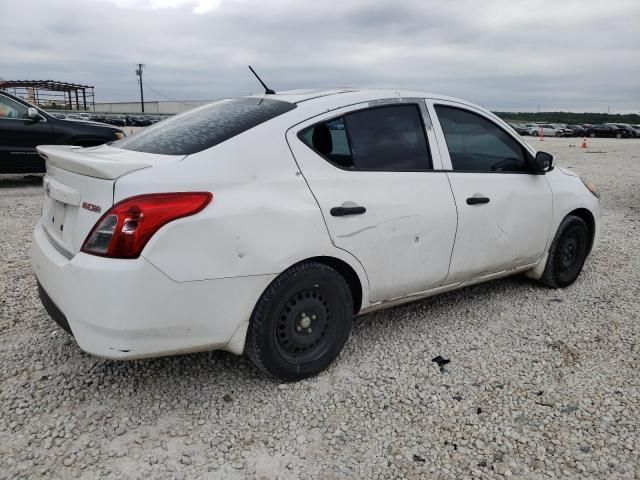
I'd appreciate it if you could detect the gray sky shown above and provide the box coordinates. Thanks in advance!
[1,0,639,112]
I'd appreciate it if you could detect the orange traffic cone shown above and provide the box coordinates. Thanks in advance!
[539,127,544,141]
[581,137,588,148]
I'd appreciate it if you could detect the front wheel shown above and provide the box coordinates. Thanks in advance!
[539,215,590,288]
[245,262,353,381]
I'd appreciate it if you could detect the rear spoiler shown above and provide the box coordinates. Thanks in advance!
[37,145,154,180]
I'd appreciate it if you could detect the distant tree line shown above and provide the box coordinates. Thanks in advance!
[493,111,640,124]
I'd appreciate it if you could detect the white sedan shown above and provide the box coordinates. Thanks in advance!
[528,124,566,137]
[32,89,601,380]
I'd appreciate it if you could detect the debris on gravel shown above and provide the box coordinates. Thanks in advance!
[1,137,639,479]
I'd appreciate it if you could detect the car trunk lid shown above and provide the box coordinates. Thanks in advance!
[37,144,183,256]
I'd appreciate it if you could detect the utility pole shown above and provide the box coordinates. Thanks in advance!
[135,64,145,113]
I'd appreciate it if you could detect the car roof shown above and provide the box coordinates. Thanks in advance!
[250,88,479,111]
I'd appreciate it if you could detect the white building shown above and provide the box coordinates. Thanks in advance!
[93,100,212,114]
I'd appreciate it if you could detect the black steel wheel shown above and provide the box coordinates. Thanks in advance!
[540,215,590,288]
[245,262,353,381]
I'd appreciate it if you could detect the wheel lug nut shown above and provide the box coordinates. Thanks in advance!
[296,326,302,332]
[308,328,312,333]
[311,314,317,320]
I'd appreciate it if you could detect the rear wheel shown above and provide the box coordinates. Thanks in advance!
[539,215,590,288]
[245,262,353,381]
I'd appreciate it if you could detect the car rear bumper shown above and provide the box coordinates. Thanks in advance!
[31,221,275,359]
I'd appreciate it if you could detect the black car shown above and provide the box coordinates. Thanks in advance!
[566,125,586,136]
[585,124,633,138]
[126,115,153,127]
[0,91,125,173]
[611,124,640,138]
[104,115,127,127]
[508,123,529,135]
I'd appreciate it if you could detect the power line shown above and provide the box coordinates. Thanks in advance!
[141,82,203,107]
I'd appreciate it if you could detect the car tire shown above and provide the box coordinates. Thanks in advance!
[556,131,563,137]
[589,132,596,138]
[539,215,590,289]
[616,132,622,139]
[245,261,353,381]
[532,131,538,137]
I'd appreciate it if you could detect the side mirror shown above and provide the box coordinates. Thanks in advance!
[532,151,553,173]
[27,107,40,121]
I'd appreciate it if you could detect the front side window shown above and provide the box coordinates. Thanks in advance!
[113,97,296,155]
[300,104,432,171]
[436,105,528,172]
[0,95,28,119]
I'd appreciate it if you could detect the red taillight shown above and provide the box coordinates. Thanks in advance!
[81,192,212,259]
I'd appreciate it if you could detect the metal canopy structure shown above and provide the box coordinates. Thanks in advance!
[0,80,95,111]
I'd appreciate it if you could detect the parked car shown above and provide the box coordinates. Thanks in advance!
[528,124,566,137]
[32,89,601,381]
[609,123,640,138]
[104,115,127,127]
[585,124,633,138]
[552,124,574,137]
[89,114,109,124]
[566,125,586,136]
[0,91,126,173]
[508,123,529,135]
[125,115,150,127]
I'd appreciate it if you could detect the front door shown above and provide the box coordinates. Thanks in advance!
[288,99,458,303]
[0,94,54,172]
[430,101,553,284]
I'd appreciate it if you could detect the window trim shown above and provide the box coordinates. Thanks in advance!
[297,101,435,173]
[432,102,537,175]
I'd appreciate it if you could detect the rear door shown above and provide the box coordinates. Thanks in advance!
[429,101,552,283]
[288,99,458,303]
[0,93,54,172]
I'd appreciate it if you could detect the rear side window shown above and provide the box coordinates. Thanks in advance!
[435,105,528,172]
[300,104,432,171]
[113,97,296,155]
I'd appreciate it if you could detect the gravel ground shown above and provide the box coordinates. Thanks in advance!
[1,137,639,479]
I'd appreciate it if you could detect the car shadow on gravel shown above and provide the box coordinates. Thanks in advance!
[0,174,43,188]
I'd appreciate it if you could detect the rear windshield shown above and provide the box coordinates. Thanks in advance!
[113,97,296,155]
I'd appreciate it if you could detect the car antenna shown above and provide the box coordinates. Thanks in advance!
[248,65,276,95]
